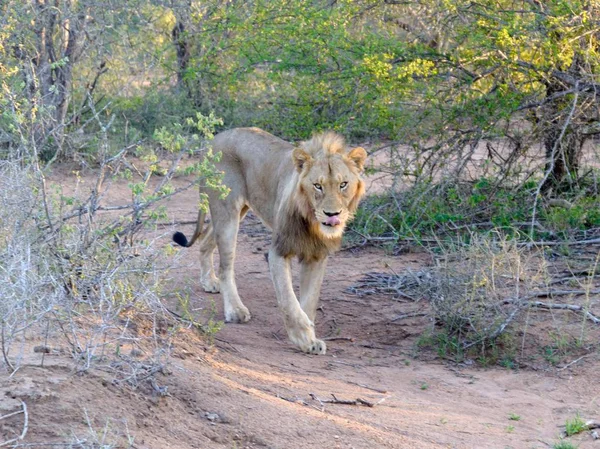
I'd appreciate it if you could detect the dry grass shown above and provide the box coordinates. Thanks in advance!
[350,233,600,365]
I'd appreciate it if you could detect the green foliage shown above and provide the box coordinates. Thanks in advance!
[176,292,223,344]
[416,331,464,361]
[3,0,599,193]
[126,112,228,215]
[111,90,199,141]
[565,414,587,436]
[350,178,600,245]
[416,320,521,366]
[553,442,578,449]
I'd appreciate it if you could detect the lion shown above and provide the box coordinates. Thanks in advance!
[173,127,367,354]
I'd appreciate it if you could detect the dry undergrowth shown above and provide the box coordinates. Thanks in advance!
[0,132,222,445]
[349,235,600,365]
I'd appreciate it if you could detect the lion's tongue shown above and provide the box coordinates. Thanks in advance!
[325,216,341,226]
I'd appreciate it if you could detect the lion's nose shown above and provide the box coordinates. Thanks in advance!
[323,210,341,217]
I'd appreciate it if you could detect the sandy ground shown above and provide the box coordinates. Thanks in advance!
[1,167,600,449]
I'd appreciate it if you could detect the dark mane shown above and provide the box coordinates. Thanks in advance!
[273,201,341,263]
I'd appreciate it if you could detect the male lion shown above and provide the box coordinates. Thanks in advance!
[173,127,367,354]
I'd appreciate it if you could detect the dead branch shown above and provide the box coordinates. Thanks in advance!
[322,336,355,342]
[309,393,385,407]
[530,80,580,233]
[501,290,600,327]
[519,237,600,247]
[585,421,600,430]
[558,354,594,371]
[526,301,600,324]
[0,400,28,447]
[391,311,428,322]
[345,271,427,300]
[463,307,520,349]
[504,288,600,304]
[1,323,15,374]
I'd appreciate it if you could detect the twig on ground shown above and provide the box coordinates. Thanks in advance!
[309,393,325,411]
[391,311,428,322]
[503,289,600,324]
[526,301,600,324]
[322,336,355,342]
[519,237,600,247]
[345,271,425,300]
[276,394,324,412]
[310,393,386,408]
[3,443,80,447]
[558,354,594,371]
[585,421,600,430]
[1,323,15,374]
[462,307,520,350]
[547,269,600,286]
[271,332,282,342]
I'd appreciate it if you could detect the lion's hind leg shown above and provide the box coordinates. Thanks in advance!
[213,203,251,323]
[198,222,220,293]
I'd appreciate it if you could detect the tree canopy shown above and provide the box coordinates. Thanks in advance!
[1,0,599,188]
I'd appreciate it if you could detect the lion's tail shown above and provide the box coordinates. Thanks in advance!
[172,209,206,248]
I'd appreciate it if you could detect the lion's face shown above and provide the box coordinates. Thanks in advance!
[293,144,367,239]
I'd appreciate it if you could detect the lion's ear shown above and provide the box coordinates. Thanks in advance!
[292,148,313,173]
[347,147,367,172]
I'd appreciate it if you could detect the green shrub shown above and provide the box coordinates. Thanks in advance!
[350,178,600,246]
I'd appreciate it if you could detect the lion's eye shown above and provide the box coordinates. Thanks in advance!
[313,183,323,191]
[340,181,348,189]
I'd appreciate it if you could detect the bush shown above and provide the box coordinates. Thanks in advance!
[425,235,541,354]
[350,177,600,246]
[0,111,226,380]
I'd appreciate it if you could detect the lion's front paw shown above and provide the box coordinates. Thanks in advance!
[201,276,220,293]
[303,338,327,355]
[287,324,327,355]
[224,305,251,323]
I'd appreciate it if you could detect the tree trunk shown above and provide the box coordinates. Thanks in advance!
[540,54,585,193]
[541,124,583,193]
[19,0,87,161]
[172,20,191,89]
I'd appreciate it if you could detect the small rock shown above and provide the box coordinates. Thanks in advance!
[592,430,599,440]
[33,345,51,353]
[205,412,220,422]
[130,348,143,358]
[217,412,232,424]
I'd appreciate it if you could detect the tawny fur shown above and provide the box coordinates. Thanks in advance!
[173,127,367,354]
[301,131,347,157]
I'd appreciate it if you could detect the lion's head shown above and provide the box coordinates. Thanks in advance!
[292,132,367,239]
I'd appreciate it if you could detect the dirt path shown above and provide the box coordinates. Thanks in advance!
[163,215,599,449]
[1,174,599,448]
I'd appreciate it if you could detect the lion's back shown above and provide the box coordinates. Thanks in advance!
[211,128,297,227]
[213,128,291,160]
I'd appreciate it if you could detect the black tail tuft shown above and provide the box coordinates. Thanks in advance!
[173,231,189,247]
